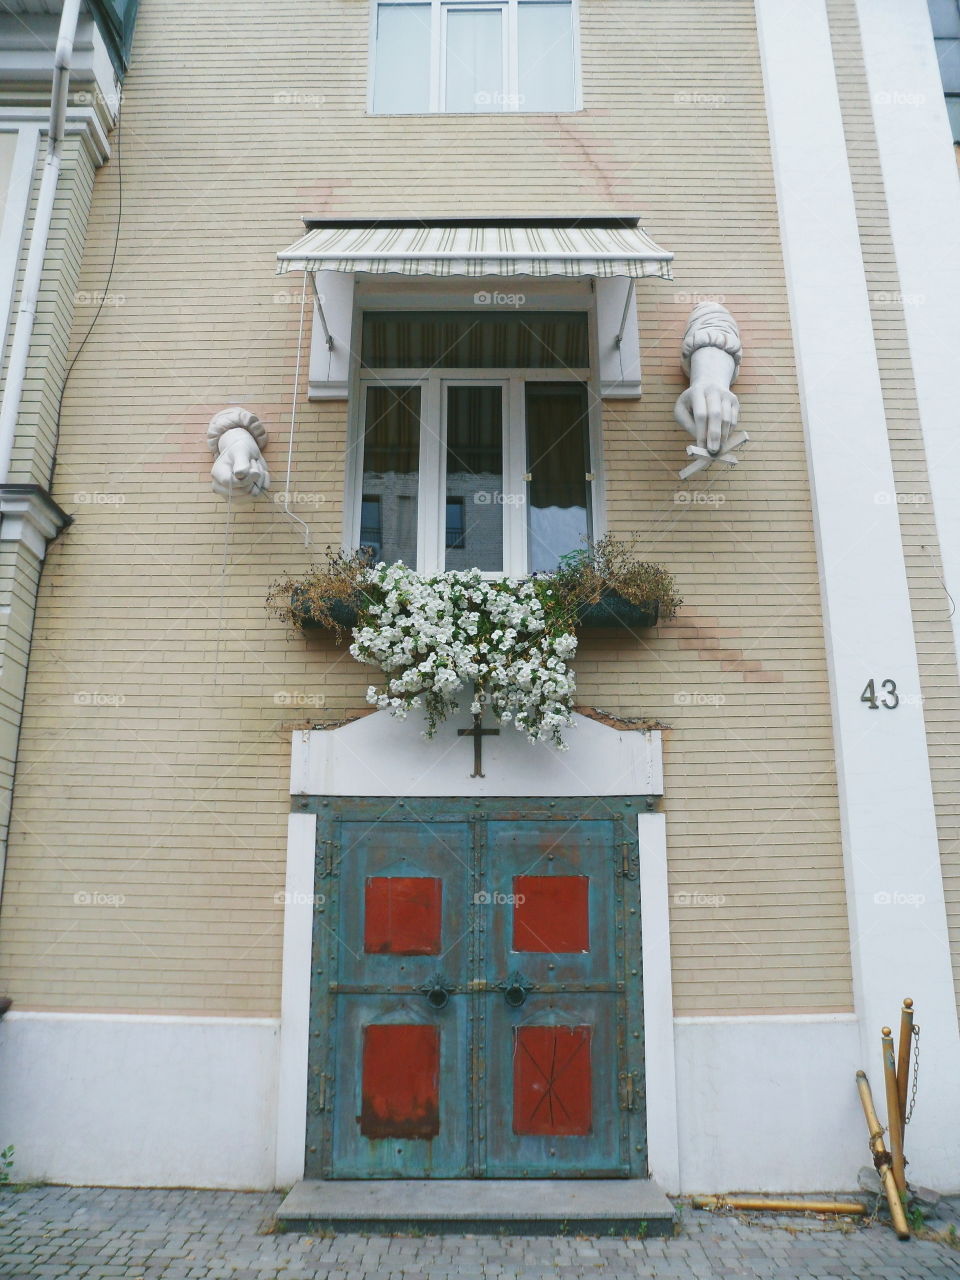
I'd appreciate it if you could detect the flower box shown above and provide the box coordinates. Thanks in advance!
[292,587,659,633]
[576,591,659,630]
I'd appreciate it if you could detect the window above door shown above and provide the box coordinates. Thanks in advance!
[369,0,582,114]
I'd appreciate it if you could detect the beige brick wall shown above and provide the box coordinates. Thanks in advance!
[828,0,960,1019]
[0,0,853,1016]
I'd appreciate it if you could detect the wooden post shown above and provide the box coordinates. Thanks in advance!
[882,1027,906,1194]
[856,1070,910,1240]
[896,998,914,1144]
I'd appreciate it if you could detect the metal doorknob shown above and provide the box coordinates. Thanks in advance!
[498,970,534,1008]
[418,972,454,1010]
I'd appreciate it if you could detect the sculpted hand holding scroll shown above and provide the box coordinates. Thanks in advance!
[673,301,748,479]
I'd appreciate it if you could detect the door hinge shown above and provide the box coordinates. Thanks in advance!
[310,1070,329,1113]
[619,1070,641,1111]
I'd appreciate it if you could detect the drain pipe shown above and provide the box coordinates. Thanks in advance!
[0,0,83,488]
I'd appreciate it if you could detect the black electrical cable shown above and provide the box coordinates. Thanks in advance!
[48,93,123,489]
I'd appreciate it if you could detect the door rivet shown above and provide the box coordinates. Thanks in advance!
[631,969,638,976]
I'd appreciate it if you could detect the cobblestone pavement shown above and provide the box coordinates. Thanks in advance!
[1,1186,959,1280]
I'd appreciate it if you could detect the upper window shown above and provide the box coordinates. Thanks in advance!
[929,0,960,141]
[370,0,580,115]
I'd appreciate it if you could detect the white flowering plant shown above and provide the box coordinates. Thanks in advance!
[349,562,578,746]
[268,538,680,749]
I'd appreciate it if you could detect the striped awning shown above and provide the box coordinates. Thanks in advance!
[276,218,673,280]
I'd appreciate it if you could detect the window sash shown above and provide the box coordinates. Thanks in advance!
[353,371,595,575]
[370,0,581,114]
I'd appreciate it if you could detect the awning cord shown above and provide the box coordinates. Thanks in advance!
[281,273,311,547]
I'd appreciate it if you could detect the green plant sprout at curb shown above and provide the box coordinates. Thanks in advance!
[0,1146,14,1186]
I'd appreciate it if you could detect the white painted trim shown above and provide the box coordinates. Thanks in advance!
[755,0,960,1190]
[290,712,663,798]
[0,1012,280,1188]
[855,0,960,683]
[275,811,317,1187]
[637,812,679,1194]
[0,126,39,371]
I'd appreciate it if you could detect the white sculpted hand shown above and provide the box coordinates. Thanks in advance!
[673,346,741,457]
[207,408,270,498]
[211,427,270,497]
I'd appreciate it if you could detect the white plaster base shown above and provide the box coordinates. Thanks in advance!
[674,1016,864,1192]
[0,1012,280,1189]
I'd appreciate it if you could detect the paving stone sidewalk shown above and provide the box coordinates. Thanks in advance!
[1,1185,959,1280]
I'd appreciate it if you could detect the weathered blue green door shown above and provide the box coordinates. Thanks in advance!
[304,798,647,1179]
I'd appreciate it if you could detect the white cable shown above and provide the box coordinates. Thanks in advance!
[281,272,311,547]
[213,480,233,685]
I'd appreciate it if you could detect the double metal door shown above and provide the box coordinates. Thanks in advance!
[305,798,646,1179]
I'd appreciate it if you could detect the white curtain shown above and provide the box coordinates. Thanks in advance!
[518,1,575,112]
[373,4,432,113]
[445,8,504,112]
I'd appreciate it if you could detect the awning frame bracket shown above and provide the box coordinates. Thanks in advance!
[309,272,334,352]
[615,279,636,349]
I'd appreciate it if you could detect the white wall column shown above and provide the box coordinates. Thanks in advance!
[855,0,960,683]
[756,0,960,1189]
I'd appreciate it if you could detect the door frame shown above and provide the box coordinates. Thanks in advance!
[276,709,680,1192]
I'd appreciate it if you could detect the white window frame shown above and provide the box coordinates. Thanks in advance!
[352,369,595,576]
[368,0,583,114]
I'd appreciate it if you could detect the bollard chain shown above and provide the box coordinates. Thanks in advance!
[904,1023,920,1126]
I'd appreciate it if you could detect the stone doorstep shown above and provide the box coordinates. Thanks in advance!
[275,1179,676,1237]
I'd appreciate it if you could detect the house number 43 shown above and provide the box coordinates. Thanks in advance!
[860,678,899,710]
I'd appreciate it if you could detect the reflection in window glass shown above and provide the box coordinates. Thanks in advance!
[525,383,591,574]
[518,2,576,111]
[362,312,590,369]
[445,7,503,112]
[361,386,421,566]
[373,4,431,113]
[445,386,504,571]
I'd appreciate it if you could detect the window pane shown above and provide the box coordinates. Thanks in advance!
[445,7,503,112]
[518,2,576,112]
[373,3,431,114]
[362,312,590,369]
[930,0,960,38]
[445,386,504,571]
[525,383,590,574]
[947,96,960,141]
[936,37,960,92]
[361,386,421,566]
